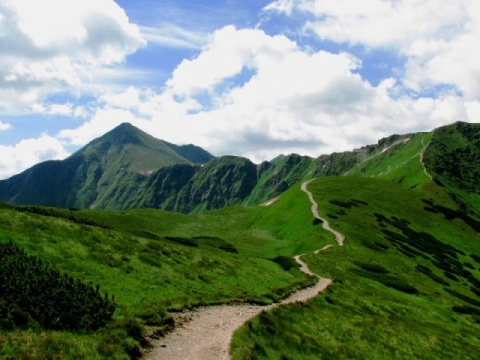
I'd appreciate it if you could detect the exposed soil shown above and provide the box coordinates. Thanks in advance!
[301,180,344,246]
[144,180,342,360]
[420,136,433,180]
[258,196,280,206]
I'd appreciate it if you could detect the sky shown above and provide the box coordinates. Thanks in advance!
[0,0,479,179]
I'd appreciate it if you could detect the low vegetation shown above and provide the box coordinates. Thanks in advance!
[1,122,480,359]
[0,241,115,331]
[0,185,324,359]
[231,177,480,359]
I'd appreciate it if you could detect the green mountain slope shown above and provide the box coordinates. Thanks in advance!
[423,121,480,213]
[0,123,214,209]
[232,177,480,359]
[0,124,402,212]
[0,184,323,358]
[0,122,478,216]
[347,132,432,188]
[2,122,480,358]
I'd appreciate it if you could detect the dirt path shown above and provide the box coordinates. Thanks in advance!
[301,180,344,246]
[144,180,340,360]
[145,255,331,360]
[420,136,433,180]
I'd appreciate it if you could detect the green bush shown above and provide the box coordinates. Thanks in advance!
[165,236,198,247]
[445,288,480,307]
[0,241,115,331]
[271,256,298,271]
[452,305,480,316]
[351,268,418,294]
[354,261,389,274]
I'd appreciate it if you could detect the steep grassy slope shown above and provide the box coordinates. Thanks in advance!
[0,184,329,358]
[231,177,480,359]
[423,121,480,213]
[0,122,417,213]
[0,123,214,209]
[2,121,479,358]
[347,132,432,189]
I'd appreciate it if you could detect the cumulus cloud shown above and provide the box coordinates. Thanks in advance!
[0,0,145,113]
[265,0,480,100]
[0,134,70,180]
[0,121,12,131]
[57,26,471,165]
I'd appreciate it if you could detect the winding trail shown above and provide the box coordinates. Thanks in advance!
[145,180,342,360]
[301,180,345,246]
[420,136,433,180]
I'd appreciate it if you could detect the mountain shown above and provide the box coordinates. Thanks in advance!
[1,122,480,358]
[0,122,478,213]
[0,123,214,209]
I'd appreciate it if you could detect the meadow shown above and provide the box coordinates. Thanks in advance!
[2,123,479,359]
[231,177,480,359]
[0,183,327,358]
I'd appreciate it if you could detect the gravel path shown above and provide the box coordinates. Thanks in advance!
[420,136,433,180]
[301,180,344,246]
[144,180,340,360]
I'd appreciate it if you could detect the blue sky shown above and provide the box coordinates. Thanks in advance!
[0,0,479,179]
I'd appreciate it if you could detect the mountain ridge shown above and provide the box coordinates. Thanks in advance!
[0,121,478,213]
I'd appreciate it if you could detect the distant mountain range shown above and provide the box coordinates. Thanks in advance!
[0,121,478,213]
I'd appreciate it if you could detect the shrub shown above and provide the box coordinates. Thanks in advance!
[445,288,480,307]
[14,205,113,229]
[354,261,389,274]
[350,268,418,294]
[470,254,480,264]
[452,305,480,316]
[165,236,198,247]
[0,241,115,331]
[138,253,163,268]
[219,244,238,253]
[416,265,450,286]
[329,199,359,209]
[271,256,298,271]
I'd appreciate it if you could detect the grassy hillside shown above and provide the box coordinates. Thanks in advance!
[347,132,432,189]
[0,123,214,210]
[0,184,329,358]
[423,121,480,213]
[2,122,479,359]
[231,177,480,359]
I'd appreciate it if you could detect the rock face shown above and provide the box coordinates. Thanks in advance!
[2,121,476,213]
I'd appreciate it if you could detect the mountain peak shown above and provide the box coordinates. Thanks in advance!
[74,122,214,168]
[96,122,147,147]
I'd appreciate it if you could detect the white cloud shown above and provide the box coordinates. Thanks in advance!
[57,107,137,146]
[0,0,145,113]
[0,134,70,180]
[0,121,12,131]
[265,0,480,100]
[167,25,298,96]
[263,0,298,16]
[57,26,474,166]
[140,24,207,49]
[29,102,86,117]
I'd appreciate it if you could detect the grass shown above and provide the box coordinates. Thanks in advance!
[230,177,480,359]
[348,132,432,190]
[0,183,327,358]
[2,123,480,358]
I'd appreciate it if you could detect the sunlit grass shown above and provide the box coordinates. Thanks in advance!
[231,177,480,359]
